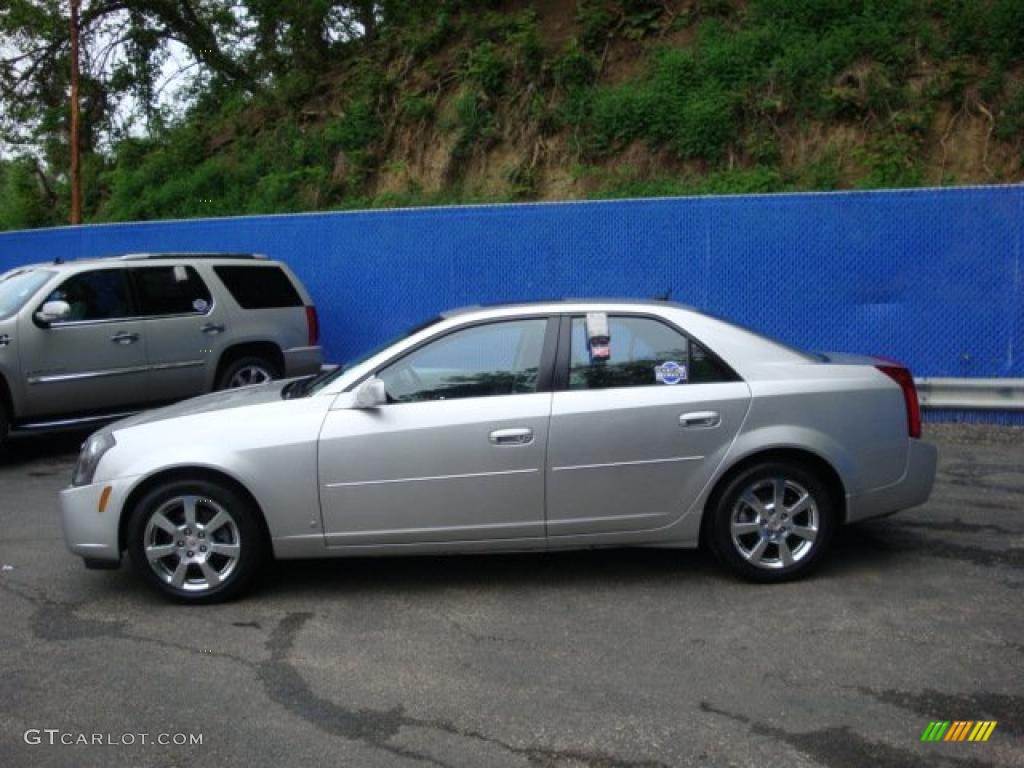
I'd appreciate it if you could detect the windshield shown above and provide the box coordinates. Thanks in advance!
[0,269,55,320]
[301,315,444,396]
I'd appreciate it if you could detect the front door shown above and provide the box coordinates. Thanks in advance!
[545,314,750,537]
[18,267,151,418]
[318,317,554,547]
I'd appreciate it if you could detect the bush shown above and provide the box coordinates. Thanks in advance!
[573,46,737,162]
[463,41,510,95]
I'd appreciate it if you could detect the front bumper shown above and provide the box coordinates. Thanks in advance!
[845,439,939,523]
[59,477,136,564]
[283,345,323,378]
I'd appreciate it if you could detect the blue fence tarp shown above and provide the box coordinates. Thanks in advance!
[1,185,1021,423]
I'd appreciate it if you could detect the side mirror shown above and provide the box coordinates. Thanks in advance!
[353,377,387,408]
[35,300,71,327]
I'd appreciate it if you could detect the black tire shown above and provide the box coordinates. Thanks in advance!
[707,461,836,583]
[0,401,9,459]
[215,355,280,390]
[127,479,266,603]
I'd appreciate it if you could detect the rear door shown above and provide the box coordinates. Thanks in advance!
[130,265,223,400]
[545,313,750,537]
[18,267,151,418]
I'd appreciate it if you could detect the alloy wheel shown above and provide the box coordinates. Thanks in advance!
[143,495,241,592]
[228,365,272,388]
[729,477,819,569]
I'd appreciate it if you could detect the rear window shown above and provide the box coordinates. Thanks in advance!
[213,265,302,309]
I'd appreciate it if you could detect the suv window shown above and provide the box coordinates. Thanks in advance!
[379,319,548,403]
[132,266,212,316]
[213,265,302,309]
[44,269,133,322]
[0,269,54,320]
[569,315,731,389]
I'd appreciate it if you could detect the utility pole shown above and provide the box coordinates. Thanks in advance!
[70,0,82,225]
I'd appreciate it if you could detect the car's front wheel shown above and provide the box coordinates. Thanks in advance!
[127,479,265,603]
[707,461,836,583]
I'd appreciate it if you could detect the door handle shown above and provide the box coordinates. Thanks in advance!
[201,323,226,335]
[110,332,139,345]
[679,411,720,429]
[489,427,534,446]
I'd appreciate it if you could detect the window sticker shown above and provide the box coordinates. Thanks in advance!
[655,361,687,385]
[585,312,610,361]
[192,298,209,313]
[173,265,189,283]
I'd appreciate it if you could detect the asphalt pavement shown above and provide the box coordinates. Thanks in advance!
[0,424,1021,768]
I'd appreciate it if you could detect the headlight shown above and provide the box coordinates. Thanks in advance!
[72,432,116,487]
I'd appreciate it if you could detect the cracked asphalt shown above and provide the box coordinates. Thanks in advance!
[0,424,1022,768]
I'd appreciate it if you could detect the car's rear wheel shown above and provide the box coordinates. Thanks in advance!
[127,479,265,603]
[216,356,279,390]
[707,461,835,583]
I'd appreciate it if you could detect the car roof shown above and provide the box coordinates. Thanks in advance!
[13,253,271,271]
[440,298,696,318]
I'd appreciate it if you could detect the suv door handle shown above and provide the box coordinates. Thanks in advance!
[201,323,225,335]
[679,411,720,429]
[110,332,140,345]
[489,428,534,446]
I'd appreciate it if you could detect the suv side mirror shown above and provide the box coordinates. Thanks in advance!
[35,300,71,327]
[354,377,387,408]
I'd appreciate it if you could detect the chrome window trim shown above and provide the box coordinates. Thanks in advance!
[46,308,214,328]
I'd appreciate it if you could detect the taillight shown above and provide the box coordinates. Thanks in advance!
[305,306,319,346]
[876,364,921,439]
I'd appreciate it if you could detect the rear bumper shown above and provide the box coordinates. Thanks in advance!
[845,439,938,523]
[59,477,136,564]
[283,345,323,378]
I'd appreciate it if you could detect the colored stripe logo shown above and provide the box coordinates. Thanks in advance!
[921,721,997,742]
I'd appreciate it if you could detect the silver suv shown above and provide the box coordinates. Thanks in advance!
[0,253,321,450]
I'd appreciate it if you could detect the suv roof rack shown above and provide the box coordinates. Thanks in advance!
[117,252,268,261]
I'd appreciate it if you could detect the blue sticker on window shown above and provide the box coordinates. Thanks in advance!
[655,361,687,385]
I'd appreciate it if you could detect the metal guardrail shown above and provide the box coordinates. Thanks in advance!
[916,377,1024,411]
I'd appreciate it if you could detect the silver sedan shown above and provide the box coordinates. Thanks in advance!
[60,300,937,602]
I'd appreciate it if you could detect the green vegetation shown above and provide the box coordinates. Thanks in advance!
[1,0,1023,230]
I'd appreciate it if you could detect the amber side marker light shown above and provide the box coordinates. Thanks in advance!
[98,486,112,513]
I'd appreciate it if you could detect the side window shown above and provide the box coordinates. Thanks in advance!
[569,315,730,390]
[378,319,548,403]
[44,269,133,322]
[131,267,212,316]
[213,266,302,309]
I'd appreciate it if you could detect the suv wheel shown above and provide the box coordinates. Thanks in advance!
[0,401,9,457]
[707,461,836,583]
[216,356,280,390]
[127,479,265,603]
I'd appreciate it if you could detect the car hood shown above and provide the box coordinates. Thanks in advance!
[108,381,292,433]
